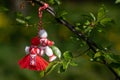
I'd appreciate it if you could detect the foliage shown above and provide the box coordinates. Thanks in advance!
[115,0,120,3]
[39,49,77,77]
[1,0,120,80]
[15,12,34,27]
[14,0,120,79]
[75,5,113,36]
[0,6,9,12]
[48,0,61,5]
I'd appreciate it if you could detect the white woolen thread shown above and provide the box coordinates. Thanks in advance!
[40,49,44,56]
[37,48,40,54]
[25,46,30,54]
[39,47,45,56]
[40,38,47,45]
[31,48,35,53]
[45,46,53,56]
[49,56,57,62]
[39,29,48,38]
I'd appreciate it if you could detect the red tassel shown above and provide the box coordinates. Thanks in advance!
[18,54,49,71]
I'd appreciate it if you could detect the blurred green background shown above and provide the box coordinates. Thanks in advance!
[0,0,120,80]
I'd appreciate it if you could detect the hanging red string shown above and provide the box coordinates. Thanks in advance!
[38,3,49,30]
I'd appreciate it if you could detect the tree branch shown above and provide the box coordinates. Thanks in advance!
[31,0,120,79]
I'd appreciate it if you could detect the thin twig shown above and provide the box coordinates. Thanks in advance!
[74,48,90,58]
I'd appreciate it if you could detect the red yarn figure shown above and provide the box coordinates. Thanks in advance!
[18,36,49,71]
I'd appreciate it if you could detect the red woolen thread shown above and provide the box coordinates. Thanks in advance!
[38,3,49,30]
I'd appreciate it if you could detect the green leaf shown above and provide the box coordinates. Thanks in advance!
[60,11,68,18]
[55,9,67,18]
[84,26,93,33]
[0,7,9,12]
[62,60,70,69]
[61,51,74,72]
[51,46,62,59]
[97,29,103,32]
[93,52,105,62]
[58,65,66,73]
[109,54,120,62]
[49,0,55,4]
[83,25,87,29]
[49,0,61,5]
[76,23,81,26]
[16,12,23,17]
[45,62,58,74]
[75,26,81,31]
[97,6,106,21]
[90,12,96,21]
[104,54,120,63]
[16,18,26,24]
[63,51,73,61]
[45,62,56,71]
[100,18,112,26]
[115,0,120,3]
[55,0,61,5]
[25,16,31,20]
[104,54,114,63]
[94,52,102,58]
[39,71,45,78]
[85,20,90,26]
[70,61,78,66]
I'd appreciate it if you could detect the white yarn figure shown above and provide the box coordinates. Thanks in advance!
[38,29,57,62]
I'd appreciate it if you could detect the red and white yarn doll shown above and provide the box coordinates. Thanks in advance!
[38,29,57,62]
[18,36,49,71]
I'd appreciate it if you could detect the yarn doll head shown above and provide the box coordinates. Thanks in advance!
[38,29,48,38]
[31,36,40,46]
